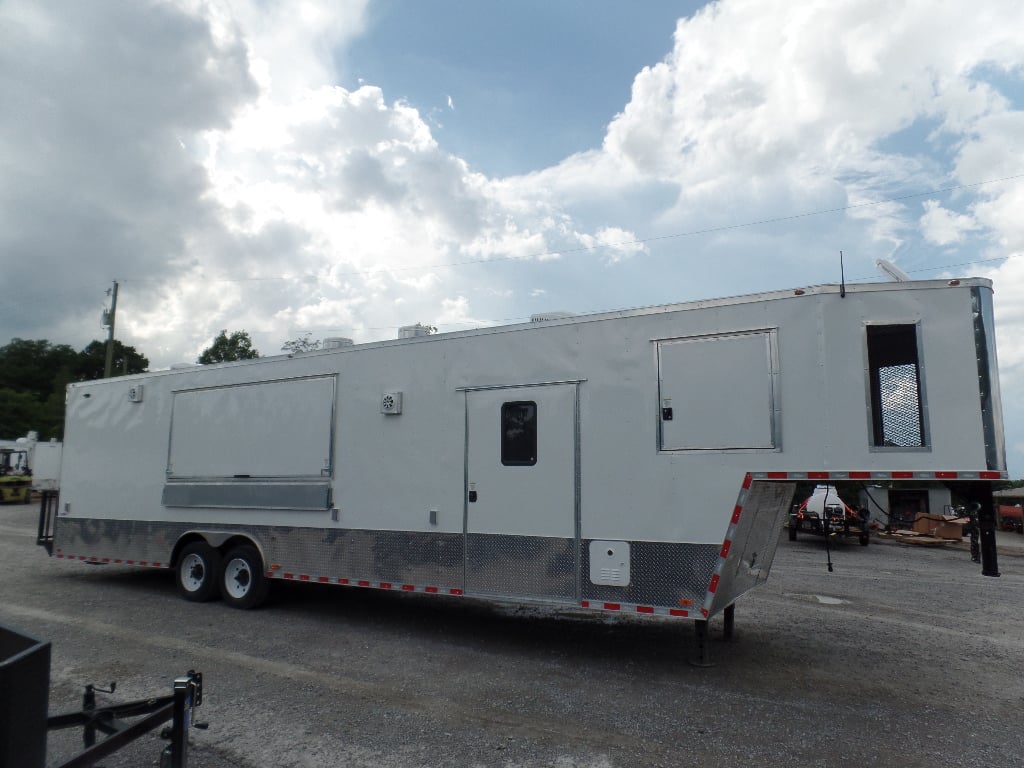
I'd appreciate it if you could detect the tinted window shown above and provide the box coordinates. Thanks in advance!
[501,401,537,466]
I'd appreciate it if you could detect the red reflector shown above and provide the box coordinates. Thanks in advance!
[891,471,914,479]
[139,561,148,566]
[318,576,329,583]
[708,574,720,593]
[338,578,349,584]
[284,573,294,580]
[935,471,958,479]
[808,471,830,479]
[669,609,689,617]
[126,560,135,565]
[980,471,1003,479]
[102,558,110,563]
[767,472,788,479]
[425,586,438,593]
[114,559,122,564]
[742,474,753,489]
[603,603,621,611]
[380,582,392,589]
[849,471,871,479]
[636,606,654,614]
[266,572,275,579]
[358,580,370,587]
[299,575,310,581]
[731,506,743,524]
[701,609,709,617]
[450,588,464,595]
[581,600,591,608]
[153,562,161,568]
[401,584,415,591]
[720,540,732,558]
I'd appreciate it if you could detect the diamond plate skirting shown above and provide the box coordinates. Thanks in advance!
[466,534,576,600]
[55,519,727,610]
[581,541,720,608]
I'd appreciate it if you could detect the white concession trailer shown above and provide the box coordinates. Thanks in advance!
[41,278,1006,641]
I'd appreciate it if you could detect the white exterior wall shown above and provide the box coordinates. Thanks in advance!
[57,280,1002,549]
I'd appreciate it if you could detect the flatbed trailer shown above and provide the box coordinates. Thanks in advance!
[40,278,1006,643]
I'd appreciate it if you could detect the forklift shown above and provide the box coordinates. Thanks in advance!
[0,447,31,503]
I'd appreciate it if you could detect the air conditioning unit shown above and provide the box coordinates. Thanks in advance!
[323,337,354,350]
[127,384,144,403]
[380,391,403,414]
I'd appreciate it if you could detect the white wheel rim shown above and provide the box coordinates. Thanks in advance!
[224,557,252,599]
[180,553,207,592]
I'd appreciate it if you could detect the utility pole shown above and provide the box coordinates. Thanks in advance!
[102,281,119,378]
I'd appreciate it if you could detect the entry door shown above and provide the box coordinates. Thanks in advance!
[464,384,578,600]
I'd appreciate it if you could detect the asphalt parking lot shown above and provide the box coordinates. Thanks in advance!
[2,501,1023,767]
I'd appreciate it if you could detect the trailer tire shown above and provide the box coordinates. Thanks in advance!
[859,532,870,546]
[220,544,268,609]
[176,542,222,602]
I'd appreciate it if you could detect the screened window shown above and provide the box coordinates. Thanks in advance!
[867,325,925,448]
[501,401,537,466]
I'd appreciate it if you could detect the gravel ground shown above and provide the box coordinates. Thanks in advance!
[2,501,1023,767]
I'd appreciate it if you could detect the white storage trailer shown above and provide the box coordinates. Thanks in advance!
[42,278,1006,633]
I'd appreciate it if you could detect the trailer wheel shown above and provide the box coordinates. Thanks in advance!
[176,542,221,602]
[220,544,268,609]
[859,531,870,546]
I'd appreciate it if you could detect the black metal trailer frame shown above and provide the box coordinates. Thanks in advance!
[1,619,204,768]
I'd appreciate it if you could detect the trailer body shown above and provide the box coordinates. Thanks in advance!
[48,279,1006,620]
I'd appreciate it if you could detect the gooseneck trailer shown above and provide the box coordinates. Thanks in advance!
[40,278,1006,644]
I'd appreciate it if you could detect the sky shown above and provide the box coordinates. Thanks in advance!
[1,0,1023,471]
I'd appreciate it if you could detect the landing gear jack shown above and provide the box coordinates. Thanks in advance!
[690,604,736,667]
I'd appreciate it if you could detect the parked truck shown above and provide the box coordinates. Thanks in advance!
[38,278,1006,641]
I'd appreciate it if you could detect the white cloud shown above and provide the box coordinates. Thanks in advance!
[919,200,979,245]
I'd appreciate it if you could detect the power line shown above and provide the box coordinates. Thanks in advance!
[117,171,1024,286]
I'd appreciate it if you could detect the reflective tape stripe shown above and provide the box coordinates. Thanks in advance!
[749,469,1007,480]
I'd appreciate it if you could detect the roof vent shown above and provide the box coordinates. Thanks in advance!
[530,311,576,323]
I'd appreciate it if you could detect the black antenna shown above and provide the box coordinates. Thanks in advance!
[839,251,846,298]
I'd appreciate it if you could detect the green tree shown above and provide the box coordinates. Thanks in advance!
[281,333,320,354]
[198,330,260,364]
[0,339,78,401]
[74,340,149,380]
[0,388,44,438]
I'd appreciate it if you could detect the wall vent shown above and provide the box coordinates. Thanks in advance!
[381,391,403,414]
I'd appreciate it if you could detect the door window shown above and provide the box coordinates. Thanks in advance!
[501,401,537,466]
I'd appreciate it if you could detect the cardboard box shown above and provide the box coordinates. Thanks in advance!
[912,514,965,539]
[933,520,964,540]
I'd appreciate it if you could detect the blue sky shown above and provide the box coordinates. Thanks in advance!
[342,1,693,176]
[1,0,1024,472]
